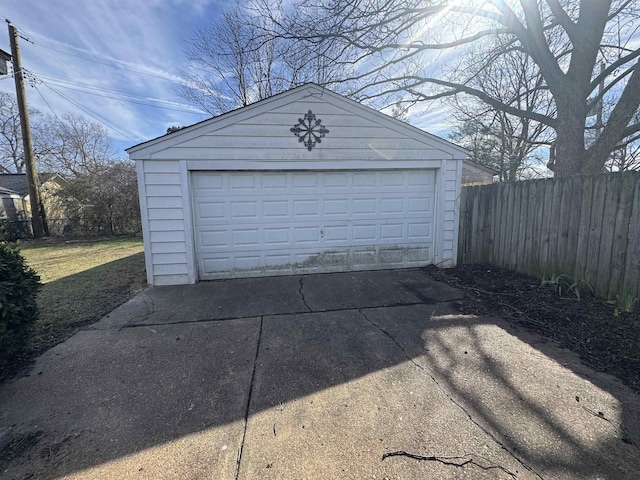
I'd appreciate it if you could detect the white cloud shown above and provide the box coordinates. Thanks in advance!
[0,0,221,153]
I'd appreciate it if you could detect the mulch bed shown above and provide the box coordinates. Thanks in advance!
[426,264,640,394]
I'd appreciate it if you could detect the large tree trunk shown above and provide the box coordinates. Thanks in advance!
[550,102,588,176]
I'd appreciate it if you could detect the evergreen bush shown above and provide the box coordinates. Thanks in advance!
[0,242,40,363]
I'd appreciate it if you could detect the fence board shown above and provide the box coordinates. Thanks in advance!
[530,181,545,275]
[555,177,572,274]
[515,181,528,271]
[608,174,635,299]
[490,184,500,264]
[564,177,582,279]
[458,187,468,262]
[574,177,593,282]
[548,178,564,273]
[622,177,640,299]
[508,182,520,269]
[469,186,480,262]
[584,177,607,287]
[523,181,536,272]
[500,182,512,267]
[596,175,620,297]
[457,172,640,302]
[539,180,554,276]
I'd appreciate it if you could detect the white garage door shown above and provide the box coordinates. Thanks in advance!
[192,170,435,279]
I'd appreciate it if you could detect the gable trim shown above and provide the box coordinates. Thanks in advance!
[127,84,468,160]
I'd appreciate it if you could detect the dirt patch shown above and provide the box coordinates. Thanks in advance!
[426,264,640,394]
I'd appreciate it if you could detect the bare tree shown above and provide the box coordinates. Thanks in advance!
[0,91,44,174]
[57,160,140,235]
[449,43,552,180]
[606,141,640,172]
[36,113,117,176]
[251,0,640,176]
[178,2,348,116]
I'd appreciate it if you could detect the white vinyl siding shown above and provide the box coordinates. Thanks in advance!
[137,160,190,286]
[130,84,466,285]
[146,96,455,163]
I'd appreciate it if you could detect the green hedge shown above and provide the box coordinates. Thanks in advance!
[0,243,40,363]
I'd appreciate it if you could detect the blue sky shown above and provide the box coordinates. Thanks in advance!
[0,0,455,159]
[0,0,227,156]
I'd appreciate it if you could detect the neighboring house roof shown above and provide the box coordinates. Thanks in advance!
[0,186,21,197]
[462,160,499,176]
[0,173,63,197]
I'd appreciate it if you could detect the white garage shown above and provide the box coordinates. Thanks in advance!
[127,84,466,286]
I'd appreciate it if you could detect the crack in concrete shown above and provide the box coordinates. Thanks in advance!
[357,309,545,480]
[382,450,518,478]
[298,276,312,311]
[235,315,264,480]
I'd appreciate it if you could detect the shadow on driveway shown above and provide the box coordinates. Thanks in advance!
[0,269,638,479]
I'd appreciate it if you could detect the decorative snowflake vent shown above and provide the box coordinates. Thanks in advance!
[290,110,329,151]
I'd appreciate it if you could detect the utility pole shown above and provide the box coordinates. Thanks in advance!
[6,20,45,238]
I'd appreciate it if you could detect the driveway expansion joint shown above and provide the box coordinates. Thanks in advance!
[235,315,264,479]
[94,302,444,331]
[357,308,545,480]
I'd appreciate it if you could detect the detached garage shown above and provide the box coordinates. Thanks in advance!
[127,84,467,286]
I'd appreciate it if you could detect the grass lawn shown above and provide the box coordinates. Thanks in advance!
[1,237,147,381]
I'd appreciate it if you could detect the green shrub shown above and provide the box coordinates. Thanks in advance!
[0,219,31,242]
[0,242,40,363]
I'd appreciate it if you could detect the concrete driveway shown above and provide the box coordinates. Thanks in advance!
[1,268,639,479]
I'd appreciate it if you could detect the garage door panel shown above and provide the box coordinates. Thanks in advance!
[353,198,376,214]
[197,219,431,251]
[201,230,227,247]
[323,172,349,188]
[261,173,288,189]
[192,170,435,279]
[229,174,256,190]
[324,225,349,242]
[381,198,404,214]
[197,202,225,219]
[263,200,289,217]
[293,199,319,216]
[295,226,321,243]
[264,227,290,246]
[381,224,404,240]
[409,197,432,213]
[408,222,431,241]
[380,171,405,186]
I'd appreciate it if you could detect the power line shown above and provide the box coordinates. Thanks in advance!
[31,71,206,114]
[42,78,206,114]
[43,83,137,142]
[33,83,61,122]
[18,30,187,84]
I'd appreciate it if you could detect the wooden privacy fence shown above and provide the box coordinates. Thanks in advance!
[458,172,640,300]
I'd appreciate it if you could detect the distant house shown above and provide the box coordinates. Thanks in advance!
[0,186,24,220]
[461,160,497,186]
[0,173,66,222]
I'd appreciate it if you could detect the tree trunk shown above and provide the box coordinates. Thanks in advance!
[550,102,588,176]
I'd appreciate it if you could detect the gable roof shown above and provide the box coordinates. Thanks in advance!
[0,186,21,197]
[0,173,62,197]
[463,160,499,175]
[127,83,468,159]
